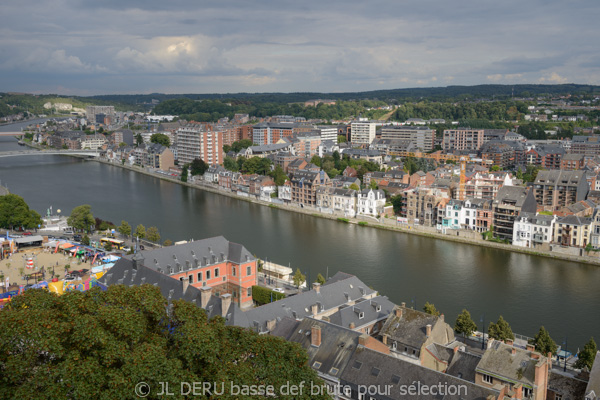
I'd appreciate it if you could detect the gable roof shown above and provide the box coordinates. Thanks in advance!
[380,306,442,349]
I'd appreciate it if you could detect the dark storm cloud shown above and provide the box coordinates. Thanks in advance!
[0,0,598,94]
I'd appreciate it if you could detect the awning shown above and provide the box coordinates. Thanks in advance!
[14,236,44,244]
[60,243,74,249]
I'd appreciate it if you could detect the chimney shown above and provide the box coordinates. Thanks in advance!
[322,315,330,322]
[395,308,403,318]
[453,346,459,354]
[132,252,144,270]
[400,302,406,308]
[313,283,321,293]
[382,334,388,345]
[311,325,321,347]
[440,313,444,322]
[514,384,523,400]
[526,344,535,352]
[547,352,553,369]
[182,277,189,294]
[359,334,367,346]
[426,324,432,337]
[266,319,277,332]
[221,293,232,318]
[200,286,212,308]
[311,304,319,316]
[512,347,516,355]
[487,338,495,349]
[506,339,514,346]
[349,322,355,329]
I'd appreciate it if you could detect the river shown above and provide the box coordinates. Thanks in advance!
[0,120,598,350]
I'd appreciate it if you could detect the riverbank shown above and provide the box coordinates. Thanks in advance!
[92,158,600,267]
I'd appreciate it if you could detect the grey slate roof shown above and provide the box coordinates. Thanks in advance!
[535,170,587,186]
[340,347,499,400]
[237,273,376,333]
[557,215,592,226]
[547,370,588,400]
[125,236,255,277]
[380,306,443,349]
[586,351,600,399]
[272,317,361,381]
[327,296,395,330]
[493,186,533,207]
[476,340,547,388]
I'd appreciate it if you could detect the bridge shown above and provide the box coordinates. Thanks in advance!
[0,149,100,158]
[0,132,25,136]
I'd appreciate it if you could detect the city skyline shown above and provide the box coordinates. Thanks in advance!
[1,0,599,95]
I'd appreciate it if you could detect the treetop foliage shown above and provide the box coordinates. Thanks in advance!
[0,285,328,399]
[0,194,42,230]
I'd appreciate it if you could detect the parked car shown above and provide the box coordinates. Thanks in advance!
[64,230,74,235]
[272,288,285,293]
[73,234,82,241]
[23,231,33,236]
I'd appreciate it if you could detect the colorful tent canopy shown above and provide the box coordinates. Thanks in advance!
[60,243,74,249]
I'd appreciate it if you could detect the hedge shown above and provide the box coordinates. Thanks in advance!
[252,285,285,305]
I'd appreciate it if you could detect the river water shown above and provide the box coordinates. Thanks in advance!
[0,120,598,350]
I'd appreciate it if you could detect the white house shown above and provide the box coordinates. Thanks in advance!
[278,181,292,203]
[357,189,386,217]
[512,212,557,248]
[331,188,357,218]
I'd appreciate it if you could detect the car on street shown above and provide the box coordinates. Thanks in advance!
[23,231,33,236]
[64,230,74,235]
[272,288,285,293]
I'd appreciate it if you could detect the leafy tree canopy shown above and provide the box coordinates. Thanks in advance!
[117,220,132,237]
[531,326,557,355]
[134,224,146,239]
[146,226,160,243]
[575,337,597,371]
[488,316,515,342]
[423,302,440,316]
[0,194,42,230]
[150,133,170,147]
[0,285,328,399]
[293,269,306,289]
[316,273,326,286]
[67,204,95,232]
[454,309,477,337]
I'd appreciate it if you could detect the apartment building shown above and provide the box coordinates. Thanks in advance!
[290,170,331,207]
[560,153,585,170]
[512,212,556,248]
[464,172,513,200]
[176,123,223,165]
[380,126,435,151]
[571,135,600,156]
[526,145,565,169]
[86,105,115,124]
[442,128,484,151]
[252,122,295,145]
[350,121,377,146]
[492,186,537,243]
[314,125,338,143]
[533,170,589,211]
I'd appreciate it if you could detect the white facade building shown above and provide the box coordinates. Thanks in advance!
[512,213,557,248]
[357,189,386,217]
[350,121,377,146]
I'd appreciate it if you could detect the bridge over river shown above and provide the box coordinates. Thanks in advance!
[0,149,100,158]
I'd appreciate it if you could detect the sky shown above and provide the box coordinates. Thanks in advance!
[1,0,599,95]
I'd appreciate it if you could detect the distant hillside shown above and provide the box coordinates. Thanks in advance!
[87,84,600,105]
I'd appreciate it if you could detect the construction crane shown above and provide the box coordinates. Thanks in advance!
[459,156,466,201]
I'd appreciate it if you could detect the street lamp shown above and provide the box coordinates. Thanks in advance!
[562,337,568,372]
[480,314,486,350]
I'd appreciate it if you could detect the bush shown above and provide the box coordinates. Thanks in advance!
[337,217,349,223]
[358,221,368,226]
[252,285,285,305]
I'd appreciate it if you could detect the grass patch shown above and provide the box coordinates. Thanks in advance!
[358,221,368,226]
[337,217,349,223]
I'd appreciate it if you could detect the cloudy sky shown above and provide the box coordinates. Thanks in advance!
[1,0,599,95]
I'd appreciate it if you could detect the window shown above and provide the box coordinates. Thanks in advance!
[247,287,251,297]
[391,374,401,384]
[352,360,362,369]
[215,268,219,278]
[523,387,532,397]
[329,367,339,376]
[371,367,380,377]
[247,266,252,276]
[188,275,193,284]
[206,270,211,280]
[482,374,492,384]
[312,361,322,369]
[197,272,202,281]
[232,267,236,276]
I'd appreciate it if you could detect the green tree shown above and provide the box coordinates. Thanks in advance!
[390,195,403,215]
[104,242,113,252]
[423,302,441,316]
[0,194,42,230]
[0,285,328,399]
[575,337,597,370]
[349,183,360,191]
[117,220,132,238]
[81,234,90,246]
[491,165,501,171]
[134,224,146,239]
[223,156,239,172]
[269,165,288,186]
[67,205,95,232]
[454,309,477,337]
[316,273,326,286]
[223,144,232,154]
[163,239,173,247]
[146,226,160,243]
[118,142,127,147]
[369,180,378,190]
[231,139,253,153]
[293,268,306,289]
[150,133,170,147]
[181,167,188,182]
[488,316,515,342]
[310,155,322,167]
[531,326,557,355]
[135,133,143,146]
[189,158,208,176]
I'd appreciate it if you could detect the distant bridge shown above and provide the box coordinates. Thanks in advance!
[0,149,100,158]
[0,132,25,136]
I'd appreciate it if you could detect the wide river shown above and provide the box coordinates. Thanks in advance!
[0,120,598,350]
